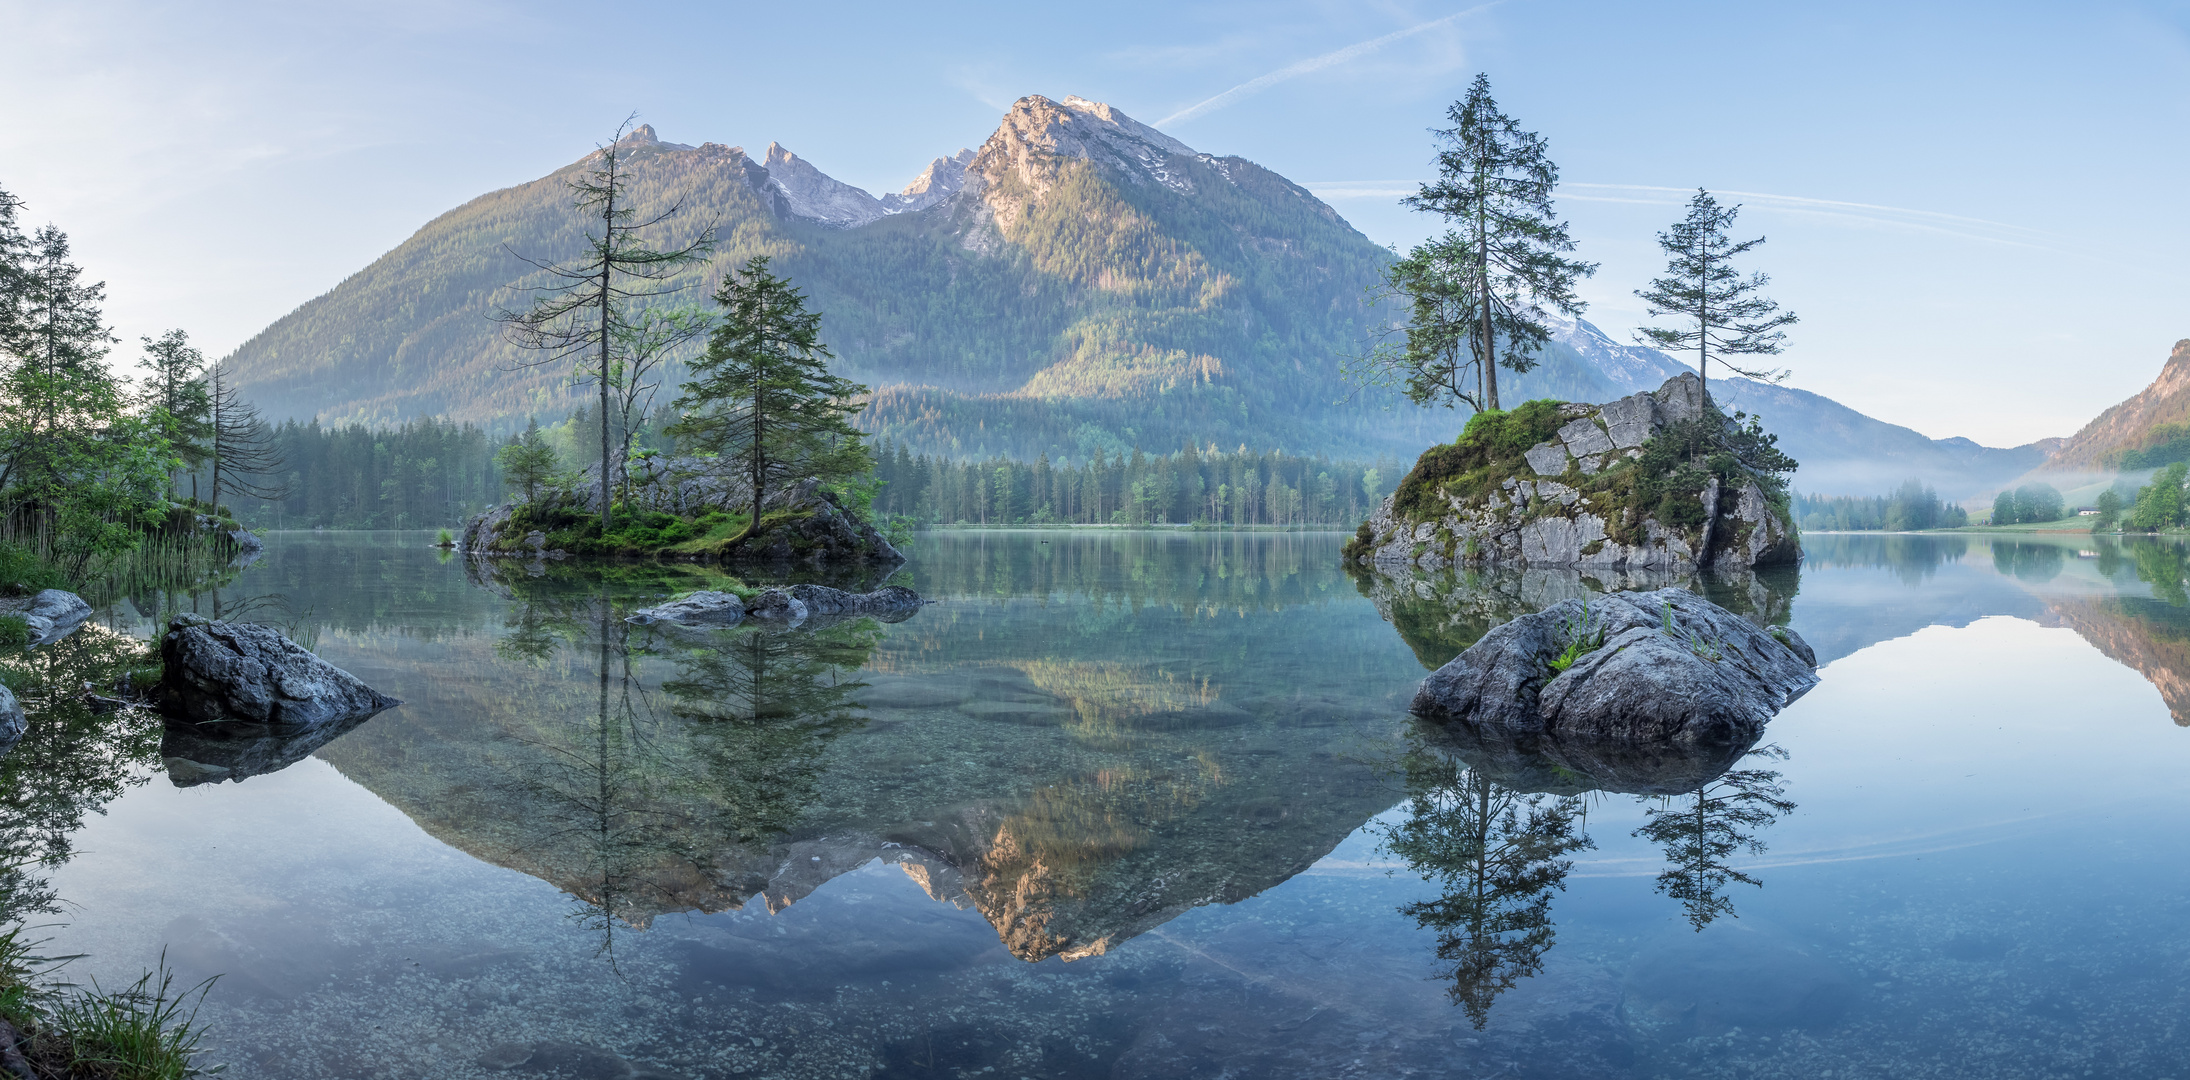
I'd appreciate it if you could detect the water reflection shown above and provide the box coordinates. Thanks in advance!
[0,629,165,921]
[1631,746,1795,932]
[1381,735,1592,1028]
[1350,563,1795,671]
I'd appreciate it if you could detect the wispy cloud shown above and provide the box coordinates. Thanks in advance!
[1304,177,2064,252]
[1157,4,1500,128]
[1560,182,2060,251]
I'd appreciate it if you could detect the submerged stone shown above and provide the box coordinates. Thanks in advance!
[160,615,402,730]
[1412,588,1817,743]
[625,590,747,627]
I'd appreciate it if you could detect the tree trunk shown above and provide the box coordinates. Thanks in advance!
[597,156,617,536]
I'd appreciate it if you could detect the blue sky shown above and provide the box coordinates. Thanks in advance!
[4,0,2186,447]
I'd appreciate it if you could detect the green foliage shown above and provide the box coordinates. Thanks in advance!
[1390,400,1568,519]
[2105,421,2190,471]
[0,616,26,651]
[2094,488,2123,532]
[1634,190,1797,390]
[1796,480,1969,531]
[212,414,504,529]
[1351,74,1595,416]
[493,417,563,507]
[0,542,66,595]
[2131,466,2187,531]
[1992,481,2070,526]
[669,256,871,548]
[1545,600,1605,674]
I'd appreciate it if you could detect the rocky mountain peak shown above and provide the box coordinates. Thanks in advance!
[759,142,887,228]
[620,123,659,145]
[880,148,975,214]
[974,95,1203,193]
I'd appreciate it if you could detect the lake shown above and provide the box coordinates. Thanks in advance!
[7,528,2190,1079]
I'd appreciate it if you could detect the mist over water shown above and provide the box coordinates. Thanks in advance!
[10,529,2190,1078]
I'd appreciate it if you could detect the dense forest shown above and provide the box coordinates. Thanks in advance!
[1795,480,1970,531]
[870,441,1399,527]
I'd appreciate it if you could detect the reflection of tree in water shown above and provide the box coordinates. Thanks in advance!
[1632,746,1795,932]
[659,619,878,844]
[490,592,880,961]
[1991,540,2066,584]
[1802,534,1970,585]
[2126,538,2190,606]
[1381,739,1594,1029]
[0,629,166,923]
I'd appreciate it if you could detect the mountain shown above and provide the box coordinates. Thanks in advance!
[222,94,2048,495]
[225,96,1447,460]
[2022,338,2190,476]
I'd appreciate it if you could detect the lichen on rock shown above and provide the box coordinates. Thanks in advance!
[1348,374,1800,572]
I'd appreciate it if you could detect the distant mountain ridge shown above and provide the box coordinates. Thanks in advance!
[2025,338,2190,475]
[223,95,2046,498]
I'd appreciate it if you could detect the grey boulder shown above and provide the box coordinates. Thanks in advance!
[1413,588,1817,743]
[161,614,402,730]
[0,589,93,647]
[786,584,921,617]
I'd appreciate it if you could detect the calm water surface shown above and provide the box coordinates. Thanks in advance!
[9,529,2190,1079]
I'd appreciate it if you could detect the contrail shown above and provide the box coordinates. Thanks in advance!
[1157,4,1501,128]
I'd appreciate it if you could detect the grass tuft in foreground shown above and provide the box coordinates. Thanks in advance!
[1,926,220,1080]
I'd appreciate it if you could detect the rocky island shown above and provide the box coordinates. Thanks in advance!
[462,465,903,566]
[1349,374,1800,572]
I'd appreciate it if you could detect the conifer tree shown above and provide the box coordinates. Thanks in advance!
[207,361,288,513]
[137,328,213,497]
[1354,74,1595,416]
[495,418,562,504]
[1634,190,1798,403]
[497,115,715,533]
[668,256,870,547]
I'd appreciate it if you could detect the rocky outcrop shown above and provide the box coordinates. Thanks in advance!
[733,479,904,565]
[0,589,92,647]
[1358,374,1799,572]
[638,585,922,628]
[160,615,402,730]
[463,470,901,566]
[1413,588,1817,744]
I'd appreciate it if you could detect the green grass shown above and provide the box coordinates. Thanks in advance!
[0,616,29,651]
[0,924,217,1080]
[1955,515,2100,532]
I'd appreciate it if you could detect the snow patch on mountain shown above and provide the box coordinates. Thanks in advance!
[760,142,887,228]
[881,149,975,214]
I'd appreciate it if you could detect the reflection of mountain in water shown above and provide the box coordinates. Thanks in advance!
[317,535,1414,963]
[2040,596,2190,726]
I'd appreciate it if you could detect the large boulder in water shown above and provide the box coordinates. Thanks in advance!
[160,615,402,730]
[1412,588,1817,743]
[628,584,922,629]
[0,589,92,647]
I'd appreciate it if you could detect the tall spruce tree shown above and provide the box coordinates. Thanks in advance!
[668,256,870,547]
[496,116,715,533]
[1357,74,1595,416]
[1634,190,1798,403]
[137,328,213,497]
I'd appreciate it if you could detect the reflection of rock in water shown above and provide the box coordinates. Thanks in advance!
[1350,563,1794,671]
[2040,596,2190,725]
[162,711,381,786]
[1432,721,1762,796]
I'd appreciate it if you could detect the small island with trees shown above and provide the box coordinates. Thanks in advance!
[454,127,899,565]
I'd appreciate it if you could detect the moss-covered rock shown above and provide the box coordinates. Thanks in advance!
[1355,374,1800,572]
[462,474,902,566]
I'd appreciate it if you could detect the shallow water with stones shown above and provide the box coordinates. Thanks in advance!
[8,528,2190,1079]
